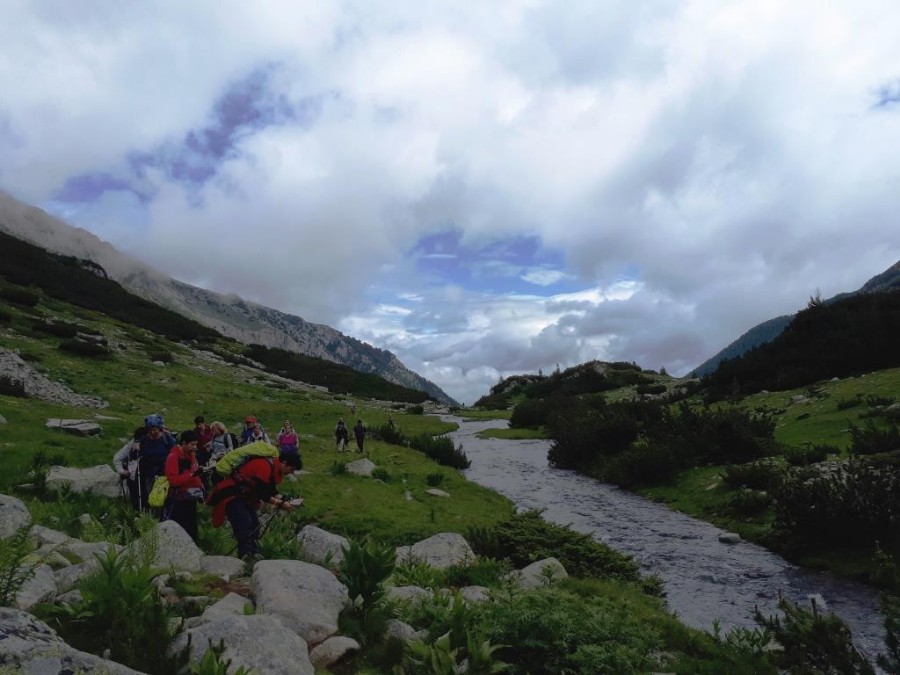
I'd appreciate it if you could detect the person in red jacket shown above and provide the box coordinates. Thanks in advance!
[163,429,204,542]
[206,453,301,559]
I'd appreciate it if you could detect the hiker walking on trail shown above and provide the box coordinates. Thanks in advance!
[206,453,302,559]
[163,429,204,542]
[353,419,367,454]
[137,414,176,511]
[334,418,349,452]
[276,420,301,467]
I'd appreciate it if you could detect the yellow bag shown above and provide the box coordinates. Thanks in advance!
[148,476,170,508]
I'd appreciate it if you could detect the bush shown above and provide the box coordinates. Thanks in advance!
[467,510,639,582]
[0,308,10,323]
[0,375,27,398]
[371,467,391,482]
[837,396,864,411]
[372,423,406,445]
[636,383,667,396]
[408,433,470,470]
[426,472,444,487]
[407,405,425,415]
[721,459,785,491]
[0,286,39,307]
[602,441,685,487]
[849,421,900,455]
[147,350,174,363]
[782,444,835,467]
[509,397,561,429]
[31,319,79,338]
[58,338,112,358]
[727,489,772,517]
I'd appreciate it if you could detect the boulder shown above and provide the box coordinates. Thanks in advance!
[425,488,450,498]
[397,532,475,569]
[719,533,742,544]
[252,560,350,645]
[56,539,120,564]
[15,564,57,611]
[386,585,432,603]
[46,464,121,498]
[30,525,71,548]
[346,458,377,476]
[198,592,253,623]
[132,520,203,571]
[513,557,568,589]
[384,618,426,642]
[44,418,103,436]
[170,614,314,675]
[200,555,245,580]
[309,636,360,670]
[297,525,350,568]
[0,494,31,539]
[55,559,103,593]
[0,607,143,674]
[459,585,490,603]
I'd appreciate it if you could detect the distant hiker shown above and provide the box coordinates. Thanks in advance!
[208,421,235,463]
[137,414,177,511]
[334,418,349,452]
[241,416,271,446]
[112,426,145,510]
[162,429,204,542]
[353,419,367,454]
[276,420,302,467]
[206,453,302,559]
[387,414,395,430]
[193,415,214,466]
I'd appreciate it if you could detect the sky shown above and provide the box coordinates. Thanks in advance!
[1,1,899,405]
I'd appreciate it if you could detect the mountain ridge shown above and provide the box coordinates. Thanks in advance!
[0,191,456,405]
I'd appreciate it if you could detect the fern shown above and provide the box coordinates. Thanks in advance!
[0,524,37,607]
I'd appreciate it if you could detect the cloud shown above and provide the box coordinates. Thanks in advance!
[2,1,900,404]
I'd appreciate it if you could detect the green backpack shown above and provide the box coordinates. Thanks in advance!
[213,441,279,477]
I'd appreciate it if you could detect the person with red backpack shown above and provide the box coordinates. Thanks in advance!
[205,452,301,558]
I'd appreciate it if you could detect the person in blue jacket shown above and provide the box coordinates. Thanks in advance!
[137,414,176,511]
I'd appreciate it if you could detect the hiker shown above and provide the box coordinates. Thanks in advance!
[241,416,270,446]
[276,420,301,467]
[208,421,235,462]
[206,453,302,559]
[334,418,349,452]
[193,415,214,466]
[387,414,395,430]
[137,414,177,511]
[112,426,145,510]
[162,429,204,542]
[353,419,367,454]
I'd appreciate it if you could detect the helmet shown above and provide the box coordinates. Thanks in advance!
[144,414,164,429]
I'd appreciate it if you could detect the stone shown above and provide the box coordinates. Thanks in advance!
[297,525,350,569]
[252,560,350,645]
[0,414,6,424]
[513,557,569,589]
[309,636,361,669]
[55,559,102,593]
[384,618,426,642]
[46,464,122,498]
[57,539,119,565]
[44,418,103,436]
[0,494,31,539]
[0,607,143,674]
[459,585,490,603]
[132,520,203,571]
[170,614,314,675]
[346,458,377,476]
[425,488,450,497]
[30,525,71,548]
[15,564,57,611]
[200,555,245,580]
[386,585,432,603]
[719,533,742,544]
[198,592,253,623]
[397,532,476,570]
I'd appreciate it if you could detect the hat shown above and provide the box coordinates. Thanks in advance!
[245,416,257,424]
[144,414,164,429]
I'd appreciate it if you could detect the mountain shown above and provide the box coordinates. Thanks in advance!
[691,259,900,377]
[0,191,456,405]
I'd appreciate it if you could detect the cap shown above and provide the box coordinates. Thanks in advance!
[245,416,257,424]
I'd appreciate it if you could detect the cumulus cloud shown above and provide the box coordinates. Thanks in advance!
[2,0,900,404]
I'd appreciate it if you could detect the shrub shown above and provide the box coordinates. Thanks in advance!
[58,338,112,358]
[31,319,79,338]
[371,467,391,482]
[0,286,39,307]
[782,444,835,467]
[257,513,301,560]
[849,421,900,455]
[837,396,864,411]
[372,422,406,445]
[426,472,444,487]
[727,489,772,517]
[407,405,425,415]
[602,440,685,487]
[0,308,10,323]
[147,350,174,363]
[339,536,396,611]
[467,510,639,582]
[408,433,470,470]
[509,397,561,429]
[636,383,667,396]
[721,459,785,491]
[0,525,36,606]
[0,375,27,398]
[867,395,896,408]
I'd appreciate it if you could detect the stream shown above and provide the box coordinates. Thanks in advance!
[446,416,886,663]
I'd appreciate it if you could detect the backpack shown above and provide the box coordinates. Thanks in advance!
[213,441,279,477]
[148,476,170,508]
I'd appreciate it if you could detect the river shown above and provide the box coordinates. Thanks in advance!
[446,416,886,663]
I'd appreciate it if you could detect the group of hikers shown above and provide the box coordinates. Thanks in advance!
[111,413,353,558]
[334,417,369,453]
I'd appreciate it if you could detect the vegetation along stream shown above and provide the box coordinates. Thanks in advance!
[447,415,887,663]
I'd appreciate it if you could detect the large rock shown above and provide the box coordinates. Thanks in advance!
[297,525,350,568]
[0,607,143,674]
[44,418,103,436]
[513,557,568,589]
[55,559,103,593]
[15,564,57,611]
[200,555,245,580]
[56,539,120,564]
[346,458,377,476]
[46,464,121,498]
[0,494,31,539]
[396,532,475,569]
[386,585,432,603]
[197,592,253,623]
[309,636,360,670]
[132,520,203,571]
[252,560,349,645]
[170,614,314,675]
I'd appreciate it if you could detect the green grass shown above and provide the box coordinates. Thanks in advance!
[459,408,512,420]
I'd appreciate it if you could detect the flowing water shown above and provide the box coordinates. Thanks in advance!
[447,416,886,663]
